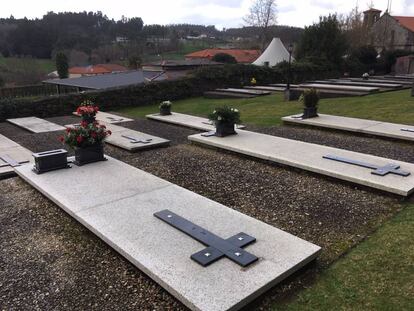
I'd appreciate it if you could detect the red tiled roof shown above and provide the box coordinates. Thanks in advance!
[185,49,261,63]
[393,16,414,32]
[69,64,127,75]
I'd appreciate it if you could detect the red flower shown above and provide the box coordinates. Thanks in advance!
[91,131,97,138]
[66,128,71,133]
[77,136,83,144]
[94,106,99,112]
[107,130,112,135]
[58,136,64,142]
[80,121,88,128]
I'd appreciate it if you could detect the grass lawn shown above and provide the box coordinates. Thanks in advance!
[117,89,414,127]
[116,88,414,310]
[272,203,414,311]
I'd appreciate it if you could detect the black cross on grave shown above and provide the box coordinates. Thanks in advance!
[154,209,258,267]
[0,155,29,168]
[323,154,410,177]
[401,128,414,133]
[107,116,124,122]
[121,135,153,144]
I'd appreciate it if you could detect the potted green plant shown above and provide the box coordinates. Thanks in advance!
[159,100,172,115]
[208,106,240,137]
[76,100,99,124]
[60,120,112,166]
[299,88,319,119]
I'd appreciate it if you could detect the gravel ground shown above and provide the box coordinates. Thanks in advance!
[0,115,407,310]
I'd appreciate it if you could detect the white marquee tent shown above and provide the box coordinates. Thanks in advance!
[252,38,293,67]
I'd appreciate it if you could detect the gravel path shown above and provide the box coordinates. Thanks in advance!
[0,115,407,310]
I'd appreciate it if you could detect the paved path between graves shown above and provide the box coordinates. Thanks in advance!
[0,134,32,178]
[189,130,414,196]
[15,157,321,311]
[146,112,245,131]
[282,114,414,142]
[7,117,65,133]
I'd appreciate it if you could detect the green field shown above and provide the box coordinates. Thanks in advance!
[117,89,414,310]
[118,89,414,127]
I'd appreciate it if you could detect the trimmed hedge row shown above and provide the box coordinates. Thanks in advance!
[0,64,340,121]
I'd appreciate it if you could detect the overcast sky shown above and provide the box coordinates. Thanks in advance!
[2,0,414,29]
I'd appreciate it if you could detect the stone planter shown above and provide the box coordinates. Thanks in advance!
[81,115,96,124]
[159,107,171,116]
[215,121,237,137]
[74,143,106,166]
[32,149,70,174]
[302,107,318,119]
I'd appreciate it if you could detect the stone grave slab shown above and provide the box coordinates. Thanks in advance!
[189,130,414,196]
[146,112,245,131]
[348,78,413,86]
[0,134,32,178]
[65,123,170,152]
[15,157,321,311]
[215,88,271,96]
[104,124,170,151]
[7,117,65,133]
[244,86,285,92]
[282,114,414,142]
[299,83,379,92]
[73,111,133,124]
[314,80,403,89]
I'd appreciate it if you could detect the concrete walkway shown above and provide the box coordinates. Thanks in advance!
[189,130,414,196]
[282,114,414,142]
[15,157,320,311]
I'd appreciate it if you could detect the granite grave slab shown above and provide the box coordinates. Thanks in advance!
[0,134,32,178]
[282,114,414,142]
[73,111,133,124]
[15,157,321,311]
[189,130,414,196]
[7,117,65,133]
[299,83,379,93]
[147,112,245,131]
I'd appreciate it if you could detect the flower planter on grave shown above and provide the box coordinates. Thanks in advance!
[302,107,318,119]
[32,149,70,174]
[81,115,96,124]
[159,106,171,116]
[215,121,237,137]
[74,143,106,166]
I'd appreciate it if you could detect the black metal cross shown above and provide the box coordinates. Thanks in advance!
[154,209,258,267]
[0,155,29,168]
[107,116,124,122]
[401,128,414,133]
[121,135,152,144]
[323,154,410,176]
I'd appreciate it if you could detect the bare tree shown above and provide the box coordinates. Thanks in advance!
[243,0,277,49]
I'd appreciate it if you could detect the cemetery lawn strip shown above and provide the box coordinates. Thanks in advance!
[271,203,414,311]
[117,89,414,127]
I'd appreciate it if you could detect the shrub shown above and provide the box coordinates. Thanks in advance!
[212,53,237,64]
[208,106,241,124]
[159,100,172,109]
[60,122,111,148]
[56,52,69,79]
[300,88,319,108]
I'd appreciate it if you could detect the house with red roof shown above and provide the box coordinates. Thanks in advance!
[364,8,414,51]
[185,49,261,63]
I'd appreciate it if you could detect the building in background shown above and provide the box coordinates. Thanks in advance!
[365,8,414,52]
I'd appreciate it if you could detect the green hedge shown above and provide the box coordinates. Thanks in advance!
[0,64,336,121]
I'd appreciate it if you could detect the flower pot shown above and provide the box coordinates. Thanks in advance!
[302,107,318,119]
[159,107,171,116]
[215,121,237,137]
[74,143,106,166]
[81,115,96,124]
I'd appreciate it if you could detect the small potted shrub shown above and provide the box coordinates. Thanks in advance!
[159,100,172,115]
[250,77,257,85]
[76,100,99,124]
[60,120,112,166]
[208,106,240,137]
[300,88,319,119]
